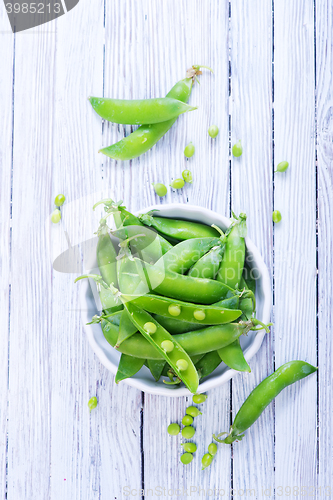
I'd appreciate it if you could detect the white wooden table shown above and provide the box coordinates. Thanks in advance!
[1,0,332,498]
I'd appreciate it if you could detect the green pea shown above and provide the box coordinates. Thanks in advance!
[152,183,167,197]
[181,442,197,453]
[192,394,207,404]
[182,426,196,439]
[193,309,206,321]
[232,140,243,157]
[272,210,282,223]
[201,453,213,470]
[184,142,195,158]
[161,340,174,353]
[54,194,66,206]
[208,125,219,138]
[182,415,194,426]
[168,304,181,317]
[186,406,202,417]
[144,322,157,335]
[180,452,193,464]
[208,442,218,456]
[275,160,289,172]
[51,209,61,224]
[170,178,185,189]
[88,396,98,413]
[167,423,180,435]
[182,169,193,183]
[176,359,188,371]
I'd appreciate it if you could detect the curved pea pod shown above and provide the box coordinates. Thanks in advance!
[101,314,254,360]
[214,360,317,444]
[117,256,143,295]
[99,286,123,315]
[127,293,242,325]
[217,213,247,289]
[218,339,251,372]
[147,359,166,382]
[124,303,199,393]
[134,258,234,305]
[239,297,254,320]
[115,310,138,347]
[195,351,222,379]
[140,214,221,241]
[96,228,122,313]
[188,245,224,279]
[115,353,146,383]
[89,96,197,125]
[242,263,257,295]
[154,237,221,274]
[113,225,172,263]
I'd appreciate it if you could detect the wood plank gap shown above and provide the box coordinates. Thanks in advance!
[140,392,145,500]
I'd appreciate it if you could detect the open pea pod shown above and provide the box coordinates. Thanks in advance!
[115,353,145,383]
[218,339,251,372]
[126,293,242,325]
[124,302,199,393]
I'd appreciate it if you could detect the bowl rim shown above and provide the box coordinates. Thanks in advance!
[80,203,272,397]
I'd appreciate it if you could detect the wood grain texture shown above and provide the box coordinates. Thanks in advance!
[274,0,317,494]
[0,7,14,499]
[230,0,275,495]
[316,0,333,492]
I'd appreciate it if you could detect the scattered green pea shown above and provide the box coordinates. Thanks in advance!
[192,394,207,404]
[232,140,243,157]
[51,209,61,224]
[88,396,98,413]
[167,423,180,436]
[152,183,167,197]
[181,442,197,453]
[208,125,219,138]
[272,210,282,223]
[182,169,193,183]
[54,194,66,207]
[186,406,202,418]
[180,452,193,465]
[182,426,196,439]
[168,304,181,317]
[170,178,185,189]
[275,161,289,173]
[176,359,188,371]
[193,309,206,321]
[184,142,195,158]
[182,415,194,426]
[161,340,174,353]
[201,453,213,470]
[144,322,157,335]
[208,442,218,456]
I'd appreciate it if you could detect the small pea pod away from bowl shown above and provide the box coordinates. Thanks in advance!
[89,65,213,161]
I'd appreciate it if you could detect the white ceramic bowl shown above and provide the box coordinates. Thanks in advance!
[80,204,272,396]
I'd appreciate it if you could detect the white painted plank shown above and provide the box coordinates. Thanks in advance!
[316,0,333,491]
[230,0,274,494]
[0,8,14,499]
[274,0,317,493]
[49,1,143,498]
[7,22,57,499]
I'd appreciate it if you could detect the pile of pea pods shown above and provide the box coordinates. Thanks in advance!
[76,198,271,395]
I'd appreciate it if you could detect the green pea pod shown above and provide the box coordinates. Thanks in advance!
[134,258,235,305]
[99,286,123,315]
[113,225,172,263]
[239,297,254,320]
[188,245,225,279]
[213,295,240,309]
[116,310,138,347]
[140,214,220,241]
[154,237,222,274]
[89,96,197,125]
[195,351,222,379]
[102,315,253,360]
[99,68,197,161]
[96,227,122,313]
[218,339,251,373]
[115,353,146,383]
[117,256,143,295]
[127,293,242,325]
[124,302,199,393]
[217,213,247,289]
[242,263,257,295]
[147,359,166,382]
[214,360,317,444]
